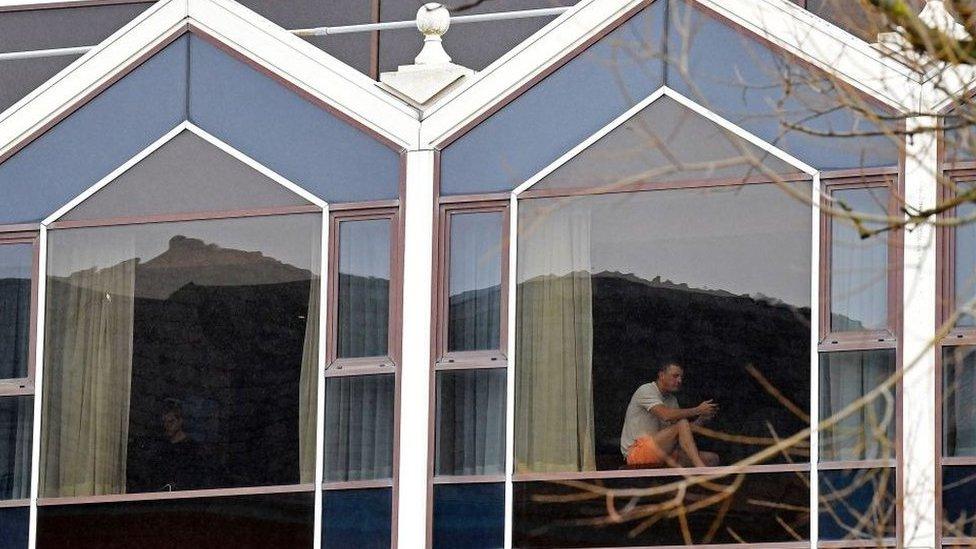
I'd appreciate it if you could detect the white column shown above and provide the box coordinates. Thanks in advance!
[395,149,436,548]
[901,115,939,549]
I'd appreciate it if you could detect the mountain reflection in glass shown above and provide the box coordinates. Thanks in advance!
[337,219,390,359]
[515,184,812,472]
[0,243,32,380]
[448,212,503,353]
[41,214,320,497]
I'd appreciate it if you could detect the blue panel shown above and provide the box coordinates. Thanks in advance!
[0,506,29,549]
[944,465,976,537]
[432,483,504,549]
[322,488,392,548]
[819,468,896,541]
[188,36,399,203]
[439,0,665,195]
[666,0,898,170]
[0,36,188,224]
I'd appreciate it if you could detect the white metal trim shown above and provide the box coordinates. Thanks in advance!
[26,225,46,549]
[313,205,329,549]
[503,193,518,549]
[514,86,816,197]
[809,171,821,547]
[42,121,327,225]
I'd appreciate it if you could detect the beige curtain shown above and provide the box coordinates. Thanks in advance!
[41,259,136,497]
[821,351,894,461]
[298,276,320,484]
[515,201,596,472]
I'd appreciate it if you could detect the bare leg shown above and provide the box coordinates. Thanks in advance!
[672,419,707,467]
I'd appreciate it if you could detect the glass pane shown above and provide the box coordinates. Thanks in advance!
[536,95,800,192]
[666,0,898,172]
[803,0,923,41]
[943,346,976,457]
[955,185,976,327]
[944,465,976,538]
[0,243,32,380]
[378,0,574,73]
[819,467,896,542]
[830,187,890,332]
[0,35,188,225]
[433,483,504,549]
[448,212,503,353]
[0,396,32,500]
[0,506,29,549]
[36,492,313,548]
[439,0,666,195]
[188,35,399,204]
[337,219,391,359]
[322,488,392,548]
[0,3,153,112]
[819,350,896,461]
[436,369,506,476]
[514,473,810,546]
[323,375,394,482]
[42,214,321,497]
[516,184,811,472]
[63,130,311,221]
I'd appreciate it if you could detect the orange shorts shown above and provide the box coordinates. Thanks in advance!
[626,435,677,467]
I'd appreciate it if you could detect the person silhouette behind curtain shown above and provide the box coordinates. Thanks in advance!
[153,399,209,491]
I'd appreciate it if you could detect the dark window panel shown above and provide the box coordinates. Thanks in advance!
[0,506,29,549]
[514,473,810,546]
[819,350,896,462]
[0,35,188,225]
[943,346,976,457]
[943,465,976,538]
[448,211,503,353]
[435,369,506,476]
[0,397,32,501]
[819,467,896,541]
[36,492,314,549]
[516,185,811,472]
[188,35,400,204]
[0,244,32,380]
[954,187,976,327]
[322,487,392,548]
[337,219,391,360]
[432,482,504,549]
[323,375,395,482]
[63,130,311,222]
[804,0,923,42]
[43,214,321,497]
[829,187,890,333]
[439,0,666,195]
[0,3,154,113]
[379,0,576,73]
[535,95,800,193]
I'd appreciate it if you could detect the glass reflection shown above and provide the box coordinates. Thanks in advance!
[337,219,391,359]
[0,396,32,500]
[516,184,812,472]
[819,467,896,541]
[448,212,503,353]
[819,350,896,461]
[955,185,976,327]
[323,374,394,482]
[0,243,32,380]
[436,369,506,476]
[944,346,976,457]
[42,214,321,497]
[829,187,890,332]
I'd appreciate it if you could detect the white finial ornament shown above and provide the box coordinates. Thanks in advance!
[379,2,474,107]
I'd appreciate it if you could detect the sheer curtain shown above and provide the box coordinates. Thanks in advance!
[436,369,506,475]
[0,271,31,380]
[515,200,596,472]
[41,259,136,497]
[298,276,320,484]
[324,374,394,481]
[946,349,976,456]
[448,212,503,352]
[830,188,888,332]
[820,351,895,461]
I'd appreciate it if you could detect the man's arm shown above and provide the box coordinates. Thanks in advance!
[650,400,718,423]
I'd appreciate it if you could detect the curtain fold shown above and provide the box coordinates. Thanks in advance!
[337,273,389,358]
[448,212,503,352]
[821,351,895,461]
[324,374,394,481]
[41,259,136,497]
[298,275,320,484]
[515,203,596,473]
[947,350,976,455]
[0,396,32,499]
[436,369,506,475]
[0,274,31,380]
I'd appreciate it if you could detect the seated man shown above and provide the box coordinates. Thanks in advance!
[620,361,720,468]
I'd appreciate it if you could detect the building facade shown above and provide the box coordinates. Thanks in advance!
[0,0,969,547]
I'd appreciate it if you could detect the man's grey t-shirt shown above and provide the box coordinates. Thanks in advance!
[620,381,679,456]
